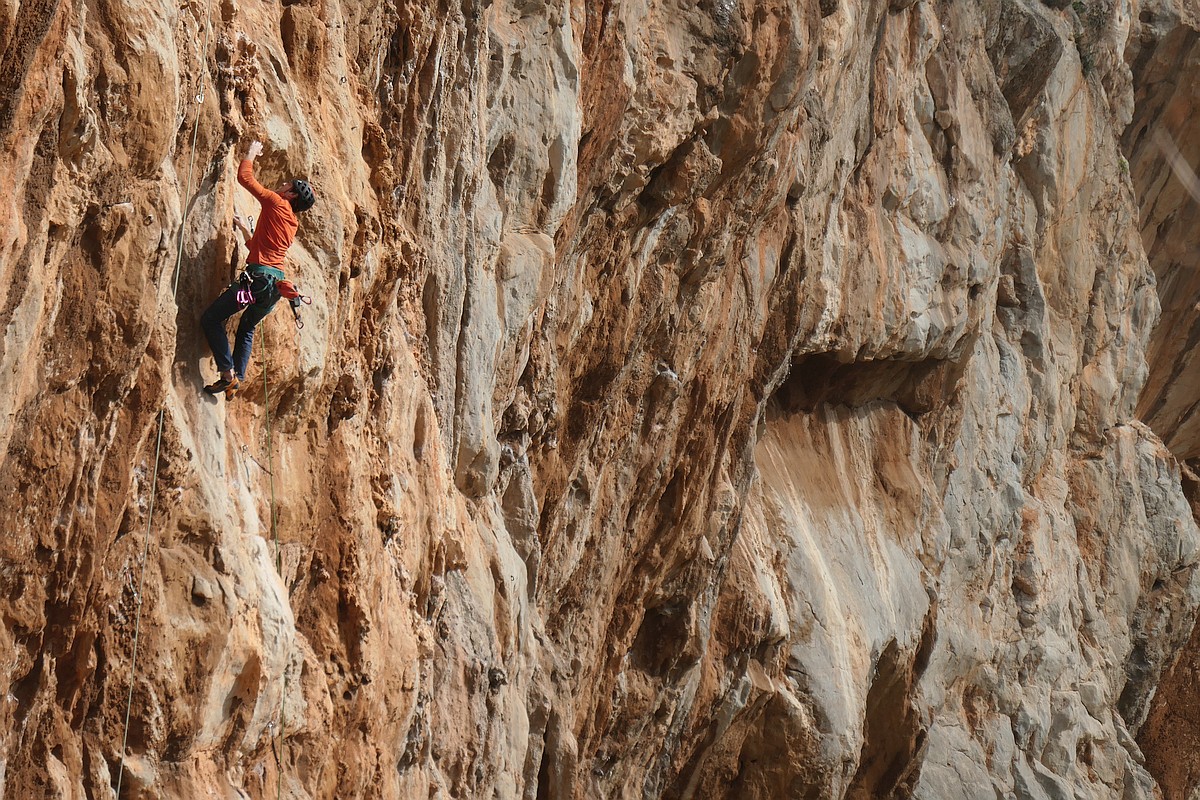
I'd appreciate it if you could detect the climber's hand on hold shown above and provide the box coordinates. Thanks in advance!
[244,140,263,161]
[233,213,253,238]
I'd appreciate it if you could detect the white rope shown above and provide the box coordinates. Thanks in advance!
[1153,128,1200,206]
[115,9,211,796]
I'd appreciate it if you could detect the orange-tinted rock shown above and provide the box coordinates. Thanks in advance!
[0,1,1198,798]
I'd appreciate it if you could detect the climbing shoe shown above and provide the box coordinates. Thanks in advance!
[203,376,240,397]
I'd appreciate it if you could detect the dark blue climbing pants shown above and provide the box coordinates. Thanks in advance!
[200,274,280,380]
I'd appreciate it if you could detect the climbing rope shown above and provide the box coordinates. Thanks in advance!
[258,328,290,800]
[115,10,212,798]
[260,338,281,571]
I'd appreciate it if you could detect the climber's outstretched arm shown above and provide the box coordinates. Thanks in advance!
[237,140,273,201]
[236,139,289,214]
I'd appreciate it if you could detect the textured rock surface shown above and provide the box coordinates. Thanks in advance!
[2,0,1200,798]
[1123,3,1200,799]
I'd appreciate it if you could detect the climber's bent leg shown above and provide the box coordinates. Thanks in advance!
[230,297,278,381]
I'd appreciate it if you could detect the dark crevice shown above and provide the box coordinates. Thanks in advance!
[845,597,937,799]
[535,729,552,800]
[773,352,955,419]
[630,598,692,679]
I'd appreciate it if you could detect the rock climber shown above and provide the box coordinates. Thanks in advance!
[201,139,315,398]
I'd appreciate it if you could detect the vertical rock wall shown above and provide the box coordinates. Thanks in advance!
[1123,3,1200,798]
[0,0,1198,798]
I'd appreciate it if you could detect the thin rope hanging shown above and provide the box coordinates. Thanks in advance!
[115,10,211,797]
[1154,128,1200,206]
[258,327,290,800]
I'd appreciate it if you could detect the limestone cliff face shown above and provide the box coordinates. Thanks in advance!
[2,1,1199,799]
[1123,4,1200,798]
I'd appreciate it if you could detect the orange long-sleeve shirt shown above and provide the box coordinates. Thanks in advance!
[238,159,298,267]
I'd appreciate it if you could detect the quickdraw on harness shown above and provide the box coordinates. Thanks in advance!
[276,279,313,330]
[235,273,255,306]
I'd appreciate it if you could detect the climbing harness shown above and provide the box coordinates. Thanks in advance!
[233,266,312,329]
[234,264,284,305]
[116,10,211,798]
